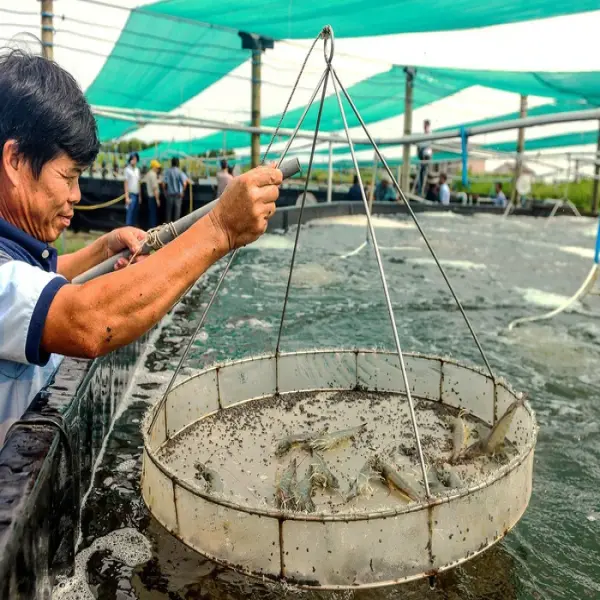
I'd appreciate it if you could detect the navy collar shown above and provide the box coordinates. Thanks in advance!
[0,218,58,272]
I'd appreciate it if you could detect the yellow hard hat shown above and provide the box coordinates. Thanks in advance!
[150,159,161,169]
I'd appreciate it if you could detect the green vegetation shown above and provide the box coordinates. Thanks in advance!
[52,231,102,255]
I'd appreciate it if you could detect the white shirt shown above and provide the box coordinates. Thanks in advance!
[124,165,140,195]
[439,183,451,205]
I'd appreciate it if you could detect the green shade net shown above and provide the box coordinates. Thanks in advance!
[483,130,599,153]
[87,11,249,140]
[137,66,466,157]
[133,62,600,157]
[89,0,600,141]
[147,0,599,38]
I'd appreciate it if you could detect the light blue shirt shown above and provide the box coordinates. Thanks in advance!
[0,219,67,446]
[439,183,451,205]
[494,191,507,207]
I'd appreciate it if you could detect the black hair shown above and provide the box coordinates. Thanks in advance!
[128,152,139,164]
[171,157,180,167]
[353,174,359,185]
[439,173,447,182]
[0,49,99,178]
[220,159,228,170]
[424,119,431,127]
[496,181,503,190]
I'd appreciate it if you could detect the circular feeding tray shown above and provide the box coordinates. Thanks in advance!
[142,349,536,589]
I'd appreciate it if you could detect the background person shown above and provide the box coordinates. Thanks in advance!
[144,159,161,228]
[439,173,451,205]
[217,159,234,197]
[494,182,507,207]
[347,174,362,201]
[163,157,189,222]
[124,152,141,226]
[416,119,433,196]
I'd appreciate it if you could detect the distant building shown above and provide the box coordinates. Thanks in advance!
[492,161,535,177]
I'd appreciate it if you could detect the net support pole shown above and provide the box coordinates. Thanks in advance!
[400,67,415,194]
[327,141,333,203]
[251,48,262,168]
[41,0,53,60]
[592,121,600,216]
[511,94,528,205]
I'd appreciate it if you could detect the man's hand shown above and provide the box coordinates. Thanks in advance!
[104,227,147,270]
[125,195,130,206]
[209,166,282,250]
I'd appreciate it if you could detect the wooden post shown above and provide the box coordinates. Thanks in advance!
[511,94,528,204]
[41,0,53,60]
[250,47,261,168]
[401,67,415,194]
[592,122,600,215]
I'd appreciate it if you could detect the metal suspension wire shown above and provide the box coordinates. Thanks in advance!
[329,66,431,498]
[330,66,496,381]
[150,30,327,431]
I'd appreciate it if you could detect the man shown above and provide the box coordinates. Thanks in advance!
[124,152,141,226]
[216,159,234,197]
[494,182,507,208]
[0,50,282,444]
[416,119,433,197]
[347,175,362,201]
[375,177,397,202]
[144,159,161,228]
[163,157,189,222]
[439,173,451,206]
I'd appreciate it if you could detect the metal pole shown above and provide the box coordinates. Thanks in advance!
[251,47,262,168]
[368,151,377,213]
[326,141,333,203]
[41,0,53,60]
[511,94,527,205]
[593,122,600,216]
[401,68,414,193]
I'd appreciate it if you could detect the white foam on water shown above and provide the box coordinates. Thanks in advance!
[516,287,580,309]
[52,528,152,599]
[285,263,343,287]
[559,246,595,259]
[405,257,487,270]
[309,215,415,229]
[247,234,294,250]
[226,317,272,330]
[379,245,422,251]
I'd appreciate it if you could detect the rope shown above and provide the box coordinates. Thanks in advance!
[74,193,125,211]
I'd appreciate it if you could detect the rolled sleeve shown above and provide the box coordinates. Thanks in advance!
[0,261,67,366]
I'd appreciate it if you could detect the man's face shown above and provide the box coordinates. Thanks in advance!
[424,122,431,133]
[15,152,82,242]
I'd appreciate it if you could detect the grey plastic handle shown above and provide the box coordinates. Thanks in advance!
[73,158,301,284]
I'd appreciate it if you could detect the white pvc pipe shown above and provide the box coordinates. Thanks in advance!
[326,141,333,203]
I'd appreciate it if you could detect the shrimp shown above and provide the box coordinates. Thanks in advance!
[194,461,224,494]
[294,466,316,513]
[426,465,447,494]
[451,409,469,463]
[462,395,526,459]
[274,432,318,457]
[374,457,423,503]
[309,452,339,490]
[345,456,382,501]
[275,458,298,510]
[309,423,367,452]
[439,463,463,489]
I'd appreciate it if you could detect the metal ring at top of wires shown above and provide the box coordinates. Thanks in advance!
[261,31,323,165]
[322,25,334,65]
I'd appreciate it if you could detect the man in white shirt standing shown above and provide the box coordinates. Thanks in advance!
[124,152,141,226]
[494,182,507,208]
[439,173,451,206]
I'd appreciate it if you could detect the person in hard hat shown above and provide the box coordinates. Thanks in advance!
[0,50,282,445]
[144,159,162,228]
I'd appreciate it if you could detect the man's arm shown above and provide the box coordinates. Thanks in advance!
[57,228,145,281]
[42,167,282,360]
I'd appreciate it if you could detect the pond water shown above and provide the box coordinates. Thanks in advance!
[53,213,600,600]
